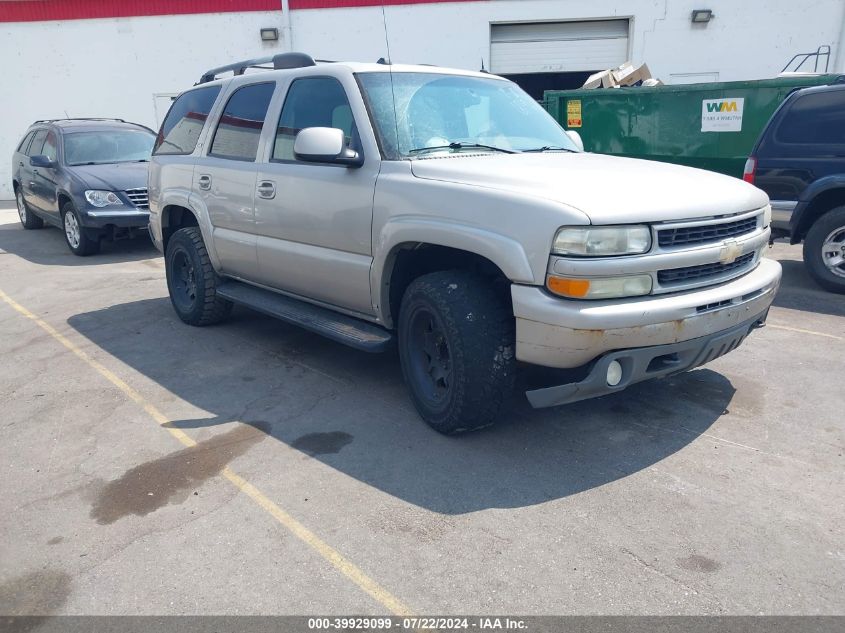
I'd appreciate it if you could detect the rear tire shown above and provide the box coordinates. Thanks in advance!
[165,227,233,326]
[16,189,43,230]
[398,270,515,434]
[62,202,100,256]
[803,206,845,294]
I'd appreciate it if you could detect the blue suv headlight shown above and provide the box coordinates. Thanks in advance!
[85,190,122,207]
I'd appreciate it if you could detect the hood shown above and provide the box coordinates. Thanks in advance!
[410,152,768,224]
[69,161,149,192]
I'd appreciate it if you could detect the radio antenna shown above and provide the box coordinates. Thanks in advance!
[380,3,392,65]
[381,2,401,156]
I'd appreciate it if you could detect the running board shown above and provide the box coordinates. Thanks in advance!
[216,281,392,353]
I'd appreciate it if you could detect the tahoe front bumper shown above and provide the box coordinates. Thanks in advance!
[512,258,781,406]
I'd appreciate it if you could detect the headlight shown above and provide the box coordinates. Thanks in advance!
[763,204,772,228]
[85,190,122,207]
[553,225,652,256]
[547,274,653,299]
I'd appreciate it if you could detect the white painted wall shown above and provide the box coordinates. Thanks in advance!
[0,11,291,199]
[2,0,844,199]
[289,0,845,81]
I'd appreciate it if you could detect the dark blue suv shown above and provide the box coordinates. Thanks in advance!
[11,119,155,256]
[744,83,845,293]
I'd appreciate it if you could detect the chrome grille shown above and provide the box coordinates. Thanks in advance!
[124,188,149,210]
[658,216,758,248]
[658,252,755,285]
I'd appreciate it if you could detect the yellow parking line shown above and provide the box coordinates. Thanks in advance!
[768,324,843,341]
[0,287,414,617]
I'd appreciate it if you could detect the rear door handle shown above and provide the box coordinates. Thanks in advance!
[257,180,276,199]
[198,174,212,191]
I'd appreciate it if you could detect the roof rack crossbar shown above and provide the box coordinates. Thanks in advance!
[198,52,317,84]
[33,117,127,124]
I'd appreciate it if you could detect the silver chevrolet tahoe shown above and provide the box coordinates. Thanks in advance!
[148,53,782,434]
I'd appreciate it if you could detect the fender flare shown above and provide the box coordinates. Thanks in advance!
[791,175,845,243]
[372,217,536,325]
[159,190,222,269]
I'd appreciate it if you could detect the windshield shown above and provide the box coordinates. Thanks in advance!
[63,130,155,166]
[357,72,578,158]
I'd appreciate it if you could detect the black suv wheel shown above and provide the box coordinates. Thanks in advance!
[165,227,233,325]
[397,270,515,434]
[62,202,100,256]
[804,206,845,294]
[16,189,43,230]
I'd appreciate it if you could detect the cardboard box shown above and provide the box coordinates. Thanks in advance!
[582,69,617,89]
[614,62,652,86]
[611,62,635,83]
[583,62,658,89]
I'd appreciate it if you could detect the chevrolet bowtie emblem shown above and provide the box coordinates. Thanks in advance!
[719,239,743,265]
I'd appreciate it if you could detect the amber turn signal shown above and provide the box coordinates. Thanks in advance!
[547,276,591,298]
[547,274,653,299]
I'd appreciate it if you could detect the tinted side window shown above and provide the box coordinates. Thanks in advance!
[17,131,36,153]
[775,90,845,146]
[28,130,48,157]
[42,131,58,162]
[209,82,276,161]
[154,86,221,155]
[273,77,359,162]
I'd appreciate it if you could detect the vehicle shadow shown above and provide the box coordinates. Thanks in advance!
[67,297,736,514]
[771,257,845,318]
[0,220,158,266]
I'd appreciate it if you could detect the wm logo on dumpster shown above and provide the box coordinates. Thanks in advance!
[701,97,745,132]
[706,100,739,113]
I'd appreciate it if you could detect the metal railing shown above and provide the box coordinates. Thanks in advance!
[782,45,831,73]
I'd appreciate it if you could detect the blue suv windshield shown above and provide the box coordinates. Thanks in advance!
[64,130,155,166]
[357,72,577,159]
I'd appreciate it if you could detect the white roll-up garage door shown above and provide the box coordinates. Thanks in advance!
[490,20,629,75]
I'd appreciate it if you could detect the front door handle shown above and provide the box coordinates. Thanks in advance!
[198,174,212,191]
[257,180,276,199]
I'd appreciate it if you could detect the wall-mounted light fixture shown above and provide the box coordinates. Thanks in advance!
[260,27,279,41]
[691,9,714,24]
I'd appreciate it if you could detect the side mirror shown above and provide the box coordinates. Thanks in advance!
[30,154,57,168]
[566,130,584,152]
[294,127,363,168]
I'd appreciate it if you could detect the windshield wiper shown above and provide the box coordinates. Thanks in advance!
[409,142,515,155]
[521,146,577,153]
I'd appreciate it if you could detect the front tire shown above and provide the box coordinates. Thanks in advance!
[165,227,232,326]
[398,270,515,434]
[62,202,99,256]
[16,189,43,230]
[803,206,845,294]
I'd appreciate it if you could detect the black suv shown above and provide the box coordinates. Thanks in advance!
[11,118,156,256]
[744,83,845,293]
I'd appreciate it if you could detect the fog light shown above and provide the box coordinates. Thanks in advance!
[606,360,623,386]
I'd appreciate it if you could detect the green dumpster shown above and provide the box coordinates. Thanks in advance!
[544,75,842,178]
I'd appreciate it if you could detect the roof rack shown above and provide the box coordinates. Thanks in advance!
[198,52,317,84]
[33,117,127,124]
